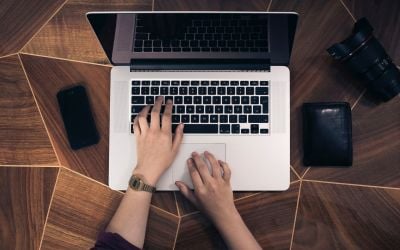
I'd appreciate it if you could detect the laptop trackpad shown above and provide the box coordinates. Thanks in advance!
[172,143,226,189]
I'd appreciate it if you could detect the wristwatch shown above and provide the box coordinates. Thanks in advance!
[128,175,156,193]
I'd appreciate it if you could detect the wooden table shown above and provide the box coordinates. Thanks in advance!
[1,0,399,249]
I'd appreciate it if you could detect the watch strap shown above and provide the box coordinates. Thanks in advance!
[129,175,156,193]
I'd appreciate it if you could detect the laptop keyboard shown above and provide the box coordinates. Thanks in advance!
[133,14,269,53]
[130,80,269,135]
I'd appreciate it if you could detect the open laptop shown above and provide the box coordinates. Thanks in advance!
[87,12,298,191]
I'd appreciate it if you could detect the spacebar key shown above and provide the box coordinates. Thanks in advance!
[183,124,218,133]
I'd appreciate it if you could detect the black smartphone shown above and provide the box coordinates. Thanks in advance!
[57,85,99,150]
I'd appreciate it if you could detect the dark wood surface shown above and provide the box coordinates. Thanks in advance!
[0,55,58,165]
[0,0,66,56]
[292,181,400,249]
[1,0,400,249]
[22,0,153,65]
[0,167,59,250]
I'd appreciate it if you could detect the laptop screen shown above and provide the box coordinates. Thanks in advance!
[87,12,297,66]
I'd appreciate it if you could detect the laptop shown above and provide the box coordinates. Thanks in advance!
[86,12,298,191]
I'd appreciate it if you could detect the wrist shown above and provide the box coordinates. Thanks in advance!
[213,206,240,228]
[132,168,160,186]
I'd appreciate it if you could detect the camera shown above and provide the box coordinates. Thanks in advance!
[327,18,400,101]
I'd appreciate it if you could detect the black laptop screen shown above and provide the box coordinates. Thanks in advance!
[87,12,297,66]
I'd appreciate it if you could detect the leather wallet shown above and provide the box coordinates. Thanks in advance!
[302,102,353,166]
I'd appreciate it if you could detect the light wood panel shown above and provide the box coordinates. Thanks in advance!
[22,0,153,64]
[292,181,400,249]
[41,168,179,249]
[0,166,59,250]
[175,182,299,249]
[0,0,66,56]
[269,0,365,176]
[0,55,58,165]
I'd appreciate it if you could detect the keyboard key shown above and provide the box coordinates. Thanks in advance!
[172,115,180,123]
[160,87,168,95]
[217,87,226,95]
[131,105,145,113]
[241,129,249,134]
[230,81,239,86]
[248,115,268,123]
[260,96,268,104]
[208,87,216,95]
[260,129,269,134]
[191,115,199,123]
[211,81,219,86]
[132,81,140,86]
[142,81,150,85]
[189,87,197,95]
[203,96,211,104]
[260,81,268,86]
[232,96,240,104]
[198,87,207,95]
[251,96,259,104]
[170,87,178,95]
[181,81,190,85]
[201,115,209,123]
[256,87,268,95]
[184,124,218,133]
[240,81,249,86]
[219,115,228,123]
[250,81,258,86]
[181,115,190,123]
[146,96,154,104]
[213,96,221,104]
[222,96,230,104]
[177,105,185,113]
[224,105,233,113]
[201,81,209,86]
[132,87,140,94]
[162,81,170,85]
[186,105,195,113]
[237,87,245,95]
[205,105,214,113]
[210,115,218,123]
[234,105,242,113]
[253,105,262,113]
[191,81,199,86]
[239,115,247,123]
[194,96,202,104]
[215,105,223,113]
[165,96,174,103]
[244,105,252,113]
[196,105,204,113]
[219,124,230,134]
[179,87,188,95]
[229,115,237,123]
[221,81,229,86]
[151,87,159,95]
[246,87,254,95]
[174,96,183,104]
[141,87,149,95]
[152,81,160,85]
[232,124,240,134]
[184,96,192,104]
[131,115,136,122]
[132,96,144,104]
[251,124,259,134]
[241,96,249,104]
[227,87,235,95]
[171,81,180,86]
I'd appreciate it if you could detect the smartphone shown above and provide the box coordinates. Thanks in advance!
[57,85,99,150]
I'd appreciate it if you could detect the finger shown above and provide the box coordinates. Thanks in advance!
[219,160,231,182]
[204,151,221,179]
[172,123,184,153]
[138,105,151,133]
[150,96,163,129]
[175,181,199,207]
[133,116,141,135]
[187,158,204,188]
[191,152,212,183]
[162,99,173,132]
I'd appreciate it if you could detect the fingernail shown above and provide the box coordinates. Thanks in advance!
[218,160,225,164]
[187,158,193,166]
[167,99,172,104]
[179,123,184,129]
[192,151,197,156]
[204,151,209,155]
[175,181,180,186]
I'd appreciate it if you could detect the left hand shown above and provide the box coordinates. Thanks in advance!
[132,96,184,185]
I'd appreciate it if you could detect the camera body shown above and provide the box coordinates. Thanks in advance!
[327,18,400,101]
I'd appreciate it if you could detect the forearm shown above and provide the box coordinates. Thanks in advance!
[105,188,152,248]
[214,209,262,250]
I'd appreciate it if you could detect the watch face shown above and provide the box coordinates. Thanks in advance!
[132,178,140,188]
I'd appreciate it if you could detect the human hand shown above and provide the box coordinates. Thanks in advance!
[175,151,238,225]
[132,96,184,185]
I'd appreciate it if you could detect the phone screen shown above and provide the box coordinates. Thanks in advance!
[57,85,99,150]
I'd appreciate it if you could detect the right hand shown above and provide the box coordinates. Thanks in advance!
[175,151,238,224]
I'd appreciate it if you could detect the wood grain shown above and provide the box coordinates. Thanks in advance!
[154,0,269,11]
[175,182,299,249]
[342,0,400,65]
[269,0,365,176]
[304,95,400,187]
[0,166,59,250]
[22,0,153,64]
[41,167,178,249]
[0,0,66,56]
[20,54,111,183]
[0,55,58,165]
[292,181,400,249]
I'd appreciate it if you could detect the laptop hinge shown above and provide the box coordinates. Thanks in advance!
[130,59,270,71]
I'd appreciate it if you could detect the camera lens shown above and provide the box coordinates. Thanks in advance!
[327,18,400,101]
